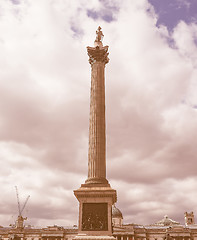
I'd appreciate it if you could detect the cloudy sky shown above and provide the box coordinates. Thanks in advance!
[0,0,197,228]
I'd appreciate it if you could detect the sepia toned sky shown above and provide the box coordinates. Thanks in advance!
[0,0,197,228]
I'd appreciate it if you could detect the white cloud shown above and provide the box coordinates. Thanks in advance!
[173,21,197,67]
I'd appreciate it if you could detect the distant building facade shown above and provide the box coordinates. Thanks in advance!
[112,210,197,240]
[1,211,197,240]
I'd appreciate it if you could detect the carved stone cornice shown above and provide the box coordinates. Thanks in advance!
[74,185,117,204]
[87,46,109,65]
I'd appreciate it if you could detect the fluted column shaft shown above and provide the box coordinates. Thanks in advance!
[88,62,106,179]
[85,45,109,185]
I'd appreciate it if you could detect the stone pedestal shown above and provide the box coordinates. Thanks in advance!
[74,184,117,236]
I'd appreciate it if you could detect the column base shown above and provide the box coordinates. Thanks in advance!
[73,235,116,240]
[84,177,109,185]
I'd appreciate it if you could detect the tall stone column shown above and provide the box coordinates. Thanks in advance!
[85,27,109,185]
[74,27,117,239]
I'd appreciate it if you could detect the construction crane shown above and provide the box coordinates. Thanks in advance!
[15,186,30,230]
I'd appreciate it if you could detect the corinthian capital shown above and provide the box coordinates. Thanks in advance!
[87,46,109,65]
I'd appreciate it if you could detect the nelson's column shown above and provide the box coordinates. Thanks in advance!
[74,27,117,240]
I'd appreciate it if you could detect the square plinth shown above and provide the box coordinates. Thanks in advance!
[74,184,117,236]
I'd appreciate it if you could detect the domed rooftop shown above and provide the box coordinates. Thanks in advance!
[155,215,180,226]
[112,205,123,219]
